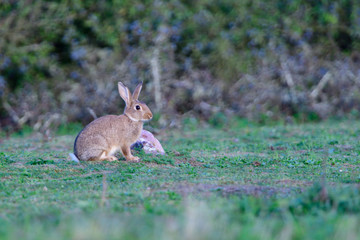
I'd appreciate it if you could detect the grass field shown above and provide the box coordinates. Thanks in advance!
[1,120,360,239]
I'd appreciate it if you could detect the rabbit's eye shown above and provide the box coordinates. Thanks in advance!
[135,105,141,110]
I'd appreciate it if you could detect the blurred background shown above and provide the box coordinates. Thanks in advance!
[1,0,360,134]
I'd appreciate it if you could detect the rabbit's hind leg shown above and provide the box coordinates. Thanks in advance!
[99,151,118,161]
[83,149,116,161]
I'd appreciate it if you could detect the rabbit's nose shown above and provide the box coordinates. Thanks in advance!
[146,113,153,120]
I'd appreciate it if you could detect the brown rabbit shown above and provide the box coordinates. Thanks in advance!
[70,82,153,162]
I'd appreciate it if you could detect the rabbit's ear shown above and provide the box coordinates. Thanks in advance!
[132,82,143,100]
[118,82,131,106]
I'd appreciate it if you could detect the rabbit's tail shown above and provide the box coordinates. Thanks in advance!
[69,153,80,163]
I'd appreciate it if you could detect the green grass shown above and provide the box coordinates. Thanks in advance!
[1,120,360,239]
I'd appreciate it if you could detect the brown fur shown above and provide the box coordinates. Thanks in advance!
[73,82,152,162]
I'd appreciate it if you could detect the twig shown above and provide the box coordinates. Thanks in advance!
[18,112,32,126]
[150,48,162,111]
[2,101,31,127]
[87,107,98,120]
[42,113,60,130]
[310,71,332,99]
[280,59,295,89]
[345,70,360,88]
[2,101,20,124]
[150,25,168,112]
[100,174,108,208]
[280,57,297,106]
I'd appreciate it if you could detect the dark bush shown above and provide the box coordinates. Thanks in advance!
[1,0,360,131]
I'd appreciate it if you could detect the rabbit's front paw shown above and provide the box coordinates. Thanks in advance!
[127,156,140,162]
